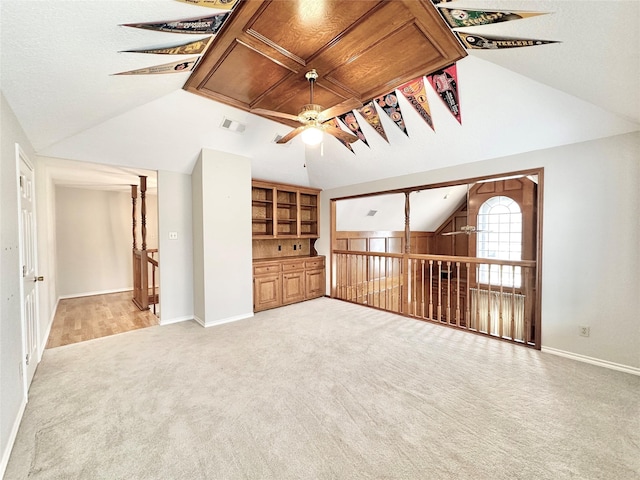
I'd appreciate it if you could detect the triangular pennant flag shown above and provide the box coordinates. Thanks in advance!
[375,92,408,136]
[327,119,354,153]
[456,32,561,50]
[338,111,369,147]
[113,57,201,75]
[426,64,461,124]
[121,37,212,55]
[174,0,240,10]
[121,12,229,34]
[438,8,548,28]
[357,101,388,142]
[398,77,435,131]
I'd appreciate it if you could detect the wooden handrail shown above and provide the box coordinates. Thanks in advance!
[332,249,536,268]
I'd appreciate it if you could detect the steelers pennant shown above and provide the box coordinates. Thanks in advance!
[120,37,212,55]
[425,64,461,124]
[438,8,548,28]
[375,92,408,136]
[327,119,355,153]
[338,111,369,147]
[398,77,435,131]
[174,0,240,10]
[357,101,388,142]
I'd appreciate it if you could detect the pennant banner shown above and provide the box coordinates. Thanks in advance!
[121,12,229,34]
[426,64,461,124]
[327,119,354,153]
[174,0,240,10]
[456,32,560,50]
[114,57,201,75]
[357,101,388,142]
[438,8,547,28]
[398,77,435,131]
[338,112,369,147]
[121,37,212,55]
[375,92,408,136]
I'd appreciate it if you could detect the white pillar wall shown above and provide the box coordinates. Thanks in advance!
[192,149,254,327]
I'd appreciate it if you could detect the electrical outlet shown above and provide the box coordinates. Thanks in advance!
[579,326,590,337]
[169,231,178,240]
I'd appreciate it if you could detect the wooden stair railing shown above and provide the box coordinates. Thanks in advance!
[131,176,159,314]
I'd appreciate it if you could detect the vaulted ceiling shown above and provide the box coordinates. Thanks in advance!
[1,0,638,191]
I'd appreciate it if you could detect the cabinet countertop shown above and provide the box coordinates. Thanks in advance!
[253,255,325,264]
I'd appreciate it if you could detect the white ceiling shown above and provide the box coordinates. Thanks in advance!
[1,0,638,191]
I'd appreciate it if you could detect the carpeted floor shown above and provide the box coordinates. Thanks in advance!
[5,298,640,479]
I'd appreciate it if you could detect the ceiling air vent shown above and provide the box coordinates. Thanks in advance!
[220,117,246,133]
[367,210,378,217]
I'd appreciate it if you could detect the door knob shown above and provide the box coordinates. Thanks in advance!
[34,276,44,282]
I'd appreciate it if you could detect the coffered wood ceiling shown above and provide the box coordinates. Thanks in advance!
[184,0,467,127]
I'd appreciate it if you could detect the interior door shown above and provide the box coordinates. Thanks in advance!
[18,149,39,387]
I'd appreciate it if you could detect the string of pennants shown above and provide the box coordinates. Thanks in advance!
[114,0,560,151]
[113,0,240,75]
[328,2,560,152]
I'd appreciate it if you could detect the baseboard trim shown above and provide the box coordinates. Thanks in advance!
[194,312,254,328]
[39,297,59,357]
[541,346,640,376]
[58,288,132,300]
[0,395,27,478]
[159,315,194,326]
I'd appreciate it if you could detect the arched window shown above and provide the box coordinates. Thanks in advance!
[476,196,522,287]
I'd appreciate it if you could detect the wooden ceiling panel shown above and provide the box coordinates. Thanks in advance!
[199,42,292,107]
[247,1,377,62]
[327,22,452,99]
[184,0,466,125]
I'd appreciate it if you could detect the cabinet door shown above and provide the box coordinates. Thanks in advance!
[305,268,325,299]
[254,274,281,311]
[282,271,305,304]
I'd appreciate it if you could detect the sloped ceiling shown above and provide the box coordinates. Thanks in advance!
[1,0,638,192]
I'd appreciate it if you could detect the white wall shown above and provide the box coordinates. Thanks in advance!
[0,92,37,474]
[192,149,253,326]
[54,187,158,297]
[318,132,640,372]
[157,170,193,324]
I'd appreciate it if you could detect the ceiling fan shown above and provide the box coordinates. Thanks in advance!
[441,183,488,236]
[251,69,362,145]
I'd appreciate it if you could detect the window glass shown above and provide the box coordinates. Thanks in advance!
[476,196,522,287]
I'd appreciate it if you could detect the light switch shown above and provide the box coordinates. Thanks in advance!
[169,231,178,240]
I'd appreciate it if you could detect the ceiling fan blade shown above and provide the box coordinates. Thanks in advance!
[276,126,305,144]
[251,108,301,123]
[324,125,359,144]
[320,98,362,120]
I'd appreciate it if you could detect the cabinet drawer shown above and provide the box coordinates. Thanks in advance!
[254,264,281,275]
[305,258,325,269]
[282,261,305,272]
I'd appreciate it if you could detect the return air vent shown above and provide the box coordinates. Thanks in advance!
[220,117,246,133]
[367,210,378,217]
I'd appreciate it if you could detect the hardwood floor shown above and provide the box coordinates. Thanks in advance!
[46,291,159,349]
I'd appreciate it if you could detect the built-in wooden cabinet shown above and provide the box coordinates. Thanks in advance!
[252,180,324,312]
[252,180,320,239]
[253,256,326,312]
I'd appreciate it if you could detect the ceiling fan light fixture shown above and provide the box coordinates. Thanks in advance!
[301,126,323,145]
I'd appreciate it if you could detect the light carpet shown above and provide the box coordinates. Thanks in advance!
[5,298,640,479]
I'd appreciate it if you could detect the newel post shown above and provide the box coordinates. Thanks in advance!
[130,184,137,250]
[140,175,147,251]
